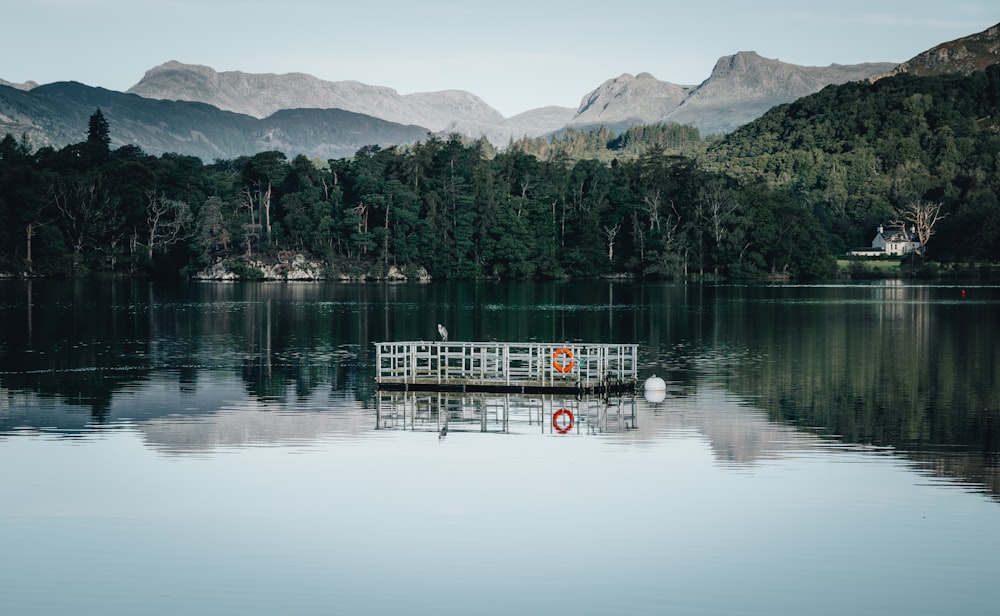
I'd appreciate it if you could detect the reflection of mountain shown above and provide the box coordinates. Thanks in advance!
[1,372,374,453]
[133,397,374,455]
[1,377,816,463]
[1,280,996,496]
[5,361,998,498]
[635,382,998,497]
[114,373,375,453]
[375,387,850,465]
[655,386,812,465]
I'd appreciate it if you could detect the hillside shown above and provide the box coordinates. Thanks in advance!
[666,52,897,135]
[706,65,1000,256]
[0,81,429,160]
[879,22,1000,78]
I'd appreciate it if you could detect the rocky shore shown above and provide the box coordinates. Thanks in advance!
[191,254,431,282]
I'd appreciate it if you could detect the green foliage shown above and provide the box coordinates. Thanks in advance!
[0,120,847,282]
[87,109,111,153]
[5,69,1000,282]
[708,67,1000,261]
[511,123,706,162]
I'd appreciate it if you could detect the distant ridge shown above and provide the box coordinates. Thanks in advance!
[875,21,1000,79]
[6,23,997,159]
[126,55,896,143]
[570,72,693,126]
[0,78,37,91]
[0,81,429,160]
[127,61,576,144]
[569,53,896,135]
[128,61,505,132]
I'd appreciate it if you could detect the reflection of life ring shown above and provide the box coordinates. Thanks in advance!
[552,348,576,373]
[552,409,575,434]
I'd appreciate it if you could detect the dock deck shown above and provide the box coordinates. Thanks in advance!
[374,341,638,395]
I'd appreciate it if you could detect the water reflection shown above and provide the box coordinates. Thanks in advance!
[375,392,638,435]
[1,280,998,496]
[0,371,370,453]
[709,283,1000,496]
[6,366,990,505]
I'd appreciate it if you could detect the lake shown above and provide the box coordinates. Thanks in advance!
[1,280,998,615]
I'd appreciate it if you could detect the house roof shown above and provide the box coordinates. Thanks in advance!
[877,224,919,243]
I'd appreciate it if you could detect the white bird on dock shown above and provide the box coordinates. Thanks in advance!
[437,323,448,342]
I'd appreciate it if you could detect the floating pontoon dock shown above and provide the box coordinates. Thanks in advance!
[374,341,638,395]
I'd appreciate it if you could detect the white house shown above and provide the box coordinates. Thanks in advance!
[873,224,921,255]
[849,224,922,256]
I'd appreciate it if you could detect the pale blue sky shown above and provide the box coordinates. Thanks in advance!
[2,1,996,117]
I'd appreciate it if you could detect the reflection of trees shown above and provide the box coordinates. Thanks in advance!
[0,281,376,432]
[718,284,999,496]
[1,368,128,422]
[3,279,665,430]
[1,279,156,421]
[3,279,997,498]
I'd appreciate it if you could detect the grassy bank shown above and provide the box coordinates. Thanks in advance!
[838,258,904,279]
[838,258,1000,280]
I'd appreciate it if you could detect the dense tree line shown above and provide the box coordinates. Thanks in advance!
[0,111,835,280]
[2,67,999,280]
[510,123,707,162]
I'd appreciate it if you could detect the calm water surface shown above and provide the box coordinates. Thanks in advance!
[1,280,998,615]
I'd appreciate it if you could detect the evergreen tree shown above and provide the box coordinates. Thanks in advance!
[86,109,111,159]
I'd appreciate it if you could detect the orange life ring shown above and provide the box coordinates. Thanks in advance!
[552,408,575,434]
[552,347,576,373]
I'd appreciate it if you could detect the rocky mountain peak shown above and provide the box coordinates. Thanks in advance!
[571,72,691,126]
[142,60,217,80]
[703,51,798,96]
[567,52,895,135]
[128,60,504,132]
[701,51,887,97]
[0,78,39,91]
[876,21,1000,79]
[711,51,764,74]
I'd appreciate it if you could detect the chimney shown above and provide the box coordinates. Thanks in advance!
[878,225,883,234]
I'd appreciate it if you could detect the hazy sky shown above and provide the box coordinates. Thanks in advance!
[2,1,996,117]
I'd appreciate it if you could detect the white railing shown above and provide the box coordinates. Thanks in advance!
[374,341,638,389]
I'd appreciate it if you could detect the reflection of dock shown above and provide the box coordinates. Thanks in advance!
[375,392,637,435]
[374,341,638,395]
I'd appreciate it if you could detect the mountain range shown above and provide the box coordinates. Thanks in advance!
[125,53,895,140]
[565,54,895,135]
[1,22,997,161]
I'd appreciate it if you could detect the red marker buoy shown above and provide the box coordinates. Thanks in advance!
[961,289,966,298]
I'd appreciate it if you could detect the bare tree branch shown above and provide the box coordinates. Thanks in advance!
[892,200,947,254]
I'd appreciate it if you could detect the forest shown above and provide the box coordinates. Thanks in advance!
[1,65,999,281]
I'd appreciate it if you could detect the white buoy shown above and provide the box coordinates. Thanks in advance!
[643,375,667,404]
